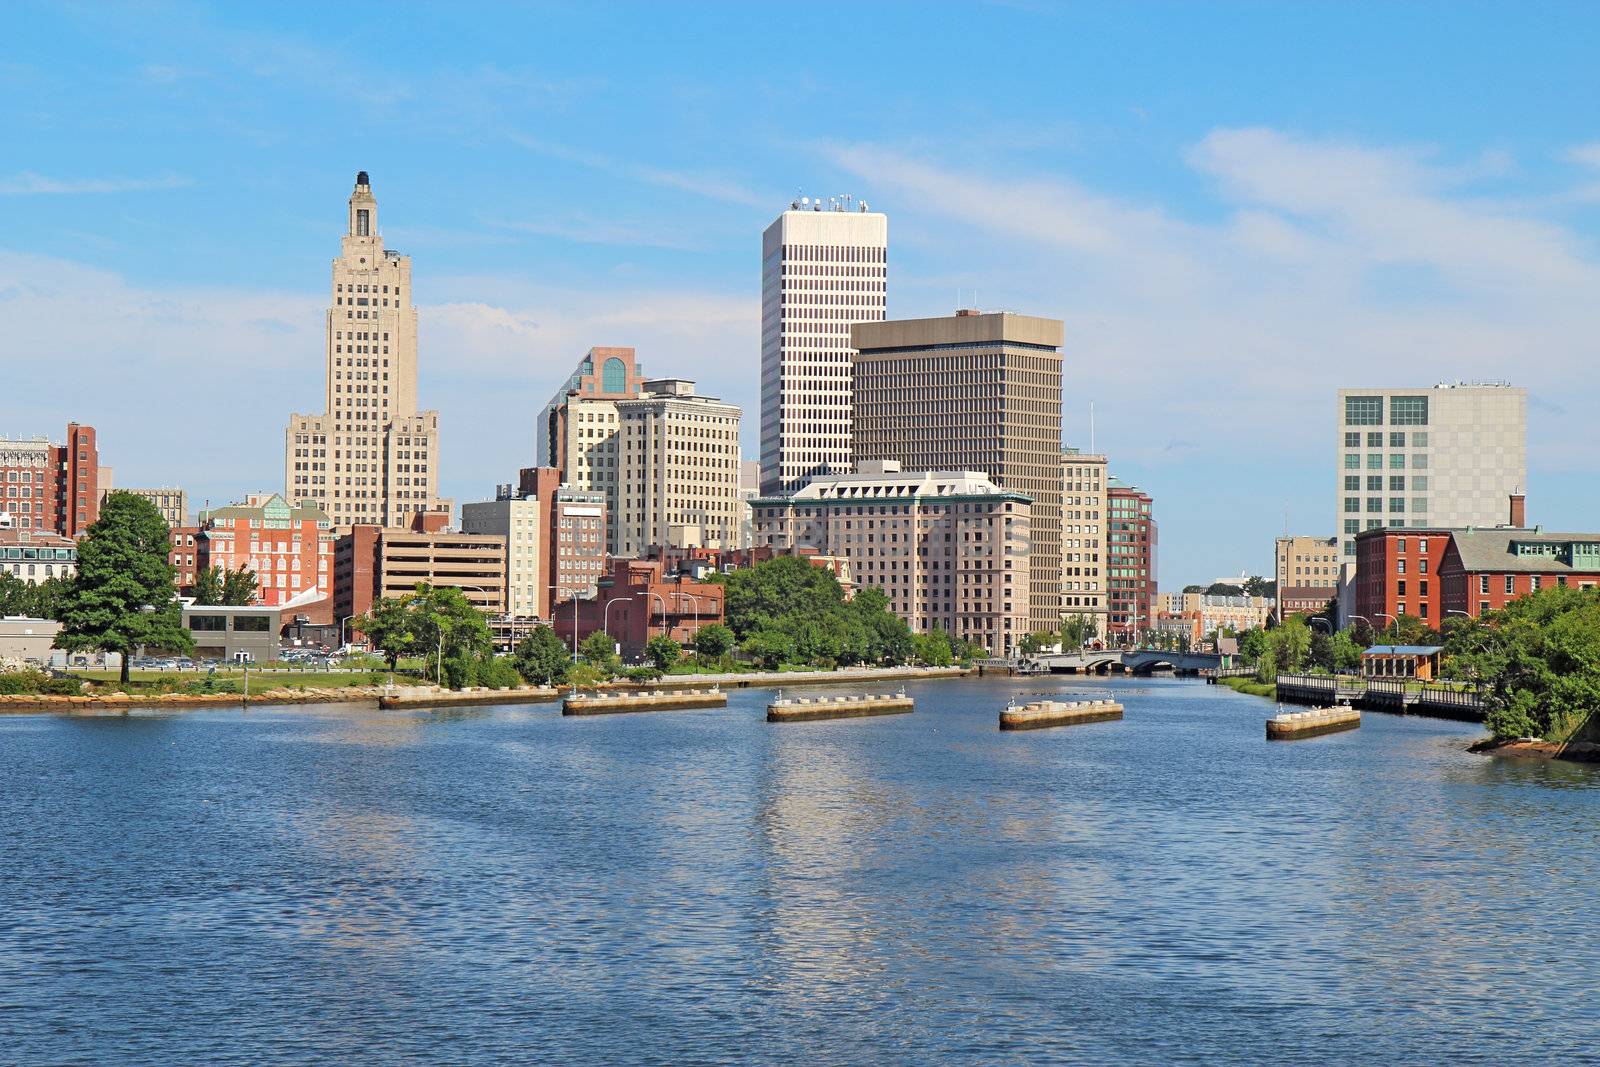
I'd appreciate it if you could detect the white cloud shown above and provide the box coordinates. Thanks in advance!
[0,172,191,195]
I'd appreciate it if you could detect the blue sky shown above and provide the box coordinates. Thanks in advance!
[5,1,1599,588]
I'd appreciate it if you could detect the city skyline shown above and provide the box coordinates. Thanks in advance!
[5,4,1600,588]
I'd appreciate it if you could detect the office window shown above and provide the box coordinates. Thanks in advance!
[1390,497,1406,513]
[1345,396,1383,425]
[1412,432,1428,447]
[1390,476,1406,491]
[1390,432,1407,447]
[1344,432,1360,447]
[1413,498,1429,514]
[1398,559,1407,574]
[1389,454,1406,470]
[1344,454,1360,470]
[1504,575,1514,594]
[1367,432,1384,448]
[1479,575,1489,594]
[1344,519,1360,534]
[1365,476,1381,491]
[1390,396,1429,425]
[1346,476,1361,490]
[1344,497,1360,513]
[1367,454,1384,470]
[1412,454,1429,469]
[1412,476,1428,491]
[1367,497,1383,513]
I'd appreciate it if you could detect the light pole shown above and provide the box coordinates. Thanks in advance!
[1308,618,1331,633]
[1376,612,1396,640]
[602,596,629,650]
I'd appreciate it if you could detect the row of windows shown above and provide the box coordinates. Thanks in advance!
[1343,453,1429,470]
[1344,395,1429,426]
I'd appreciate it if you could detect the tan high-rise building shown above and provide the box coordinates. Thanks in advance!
[119,487,188,529]
[751,460,1032,656]
[760,199,887,497]
[1061,448,1107,638]
[537,347,647,553]
[1275,535,1340,619]
[615,379,742,557]
[851,310,1064,631]
[285,171,450,531]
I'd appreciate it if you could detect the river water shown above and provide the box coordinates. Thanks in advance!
[2,676,1596,1065]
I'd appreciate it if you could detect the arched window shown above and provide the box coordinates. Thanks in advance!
[602,357,626,393]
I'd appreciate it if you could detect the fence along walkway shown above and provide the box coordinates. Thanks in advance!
[1274,673,1482,721]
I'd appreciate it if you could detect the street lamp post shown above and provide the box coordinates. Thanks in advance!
[1376,612,1397,640]
[602,597,629,653]
[640,591,667,642]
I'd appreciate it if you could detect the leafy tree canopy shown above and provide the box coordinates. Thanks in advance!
[513,625,570,686]
[643,633,682,671]
[53,492,193,682]
[355,582,491,683]
[193,565,260,606]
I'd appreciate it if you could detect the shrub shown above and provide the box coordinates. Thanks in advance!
[623,665,662,683]
[0,670,48,695]
[477,656,522,690]
[39,677,84,695]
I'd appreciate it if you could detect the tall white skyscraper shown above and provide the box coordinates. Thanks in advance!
[1334,383,1527,560]
[285,171,449,529]
[759,197,887,497]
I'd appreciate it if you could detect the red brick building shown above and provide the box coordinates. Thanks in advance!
[553,558,724,658]
[1439,529,1600,618]
[1353,527,1453,632]
[199,493,335,612]
[169,525,200,594]
[335,519,506,627]
[0,422,99,537]
[1107,481,1157,641]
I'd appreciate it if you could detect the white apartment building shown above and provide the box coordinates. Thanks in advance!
[1335,383,1526,561]
[759,197,887,497]
[285,171,450,530]
[615,379,742,557]
[751,460,1032,656]
[1062,448,1108,637]
[461,494,544,620]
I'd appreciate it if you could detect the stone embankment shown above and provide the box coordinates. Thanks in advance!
[563,689,729,716]
[998,698,1123,731]
[1265,704,1361,740]
[378,685,559,710]
[766,692,913,723]
[0,686,392,713]
[643,665,969,690]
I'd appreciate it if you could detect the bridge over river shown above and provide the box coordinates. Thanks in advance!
[1018,650,1229,675]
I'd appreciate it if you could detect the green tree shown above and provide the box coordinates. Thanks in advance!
[53,492,193,684]
[912,630,955,667]
[221,567,259,605]
[690,622,735,663]
[741,628,794,670]
[358,595,414,670]
[192,565,223,606]
[1019,630,1055,656]
[355,583,490,685]
[643,633,682,671]
[1329,629,1363,671]
[513,625,570,686]
[1058,614,1096,651]
[1275,616,1312,673]
[1242,576,1276,598]
[1206,582,1245,597]
[579,630,620,676]
[723,555,843,638]
[1182,584,1205,594]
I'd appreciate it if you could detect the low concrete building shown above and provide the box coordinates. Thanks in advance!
[0,616,62,666]
[751,460,1032,657]
[184,604,284,663]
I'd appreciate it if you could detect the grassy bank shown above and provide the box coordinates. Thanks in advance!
[1220,675,1276,699]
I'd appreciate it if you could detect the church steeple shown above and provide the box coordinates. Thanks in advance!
[348,170,377,238]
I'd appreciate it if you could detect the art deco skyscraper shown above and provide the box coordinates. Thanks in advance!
[285,172,450,530]
[759,196,887,497]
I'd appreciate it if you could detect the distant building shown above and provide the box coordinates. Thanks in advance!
[0,616,62,666]
[1336,383,1525,562]
[119,487,188,528]
[852,310,1064,632]
[462,468,610,622]
[553,558,725,659]
[1061,448,1108,638]
[760,197,887,497]
[737,459,760,549]
[0,529,78,584]
[199,494,334,613]
[1439,528,1600,618]
[169,525,200,594]
[537,346,647,553]
[0,422,99,537]
[284,171,450,530]
[184,604,283,664]
[335,520,506,624]
[1156,593,1274,646]
[751,460,1032,657]
[614,379,742,557]
[1107,480,1157,641]
[1274,535,1339,621]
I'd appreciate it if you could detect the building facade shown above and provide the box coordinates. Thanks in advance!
[1352,527,1454,632]
[1107,480,1157,641]
[553,558,726,659]
[121,487,188,529]
[751,460,1033,656]
[1061,448,1108,637]
[550,486,608,607]
[0,423,98,537]
[1274,535,1339,620]
[1439,529,1600,618]
[169,525,200,594]
[335,523,507,624]
[284,171,450,530]
[537,346,647,553]
[851,310,1064,632]
[198,493,335,610]
[1335,383,1525,562]
[760,199,887,497]
[460,469,609,621]
[614,378,742,557]
[0,529,77,584]
[1157,593,1274,646]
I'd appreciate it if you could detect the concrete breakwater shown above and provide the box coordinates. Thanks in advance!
[999,698,1123,731]
[632,665,970,690]
[563,689,729,716]
[378,685,560,710]
[1266,704,1361,740]
[766,692,913,723]
[0,686,391,713]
